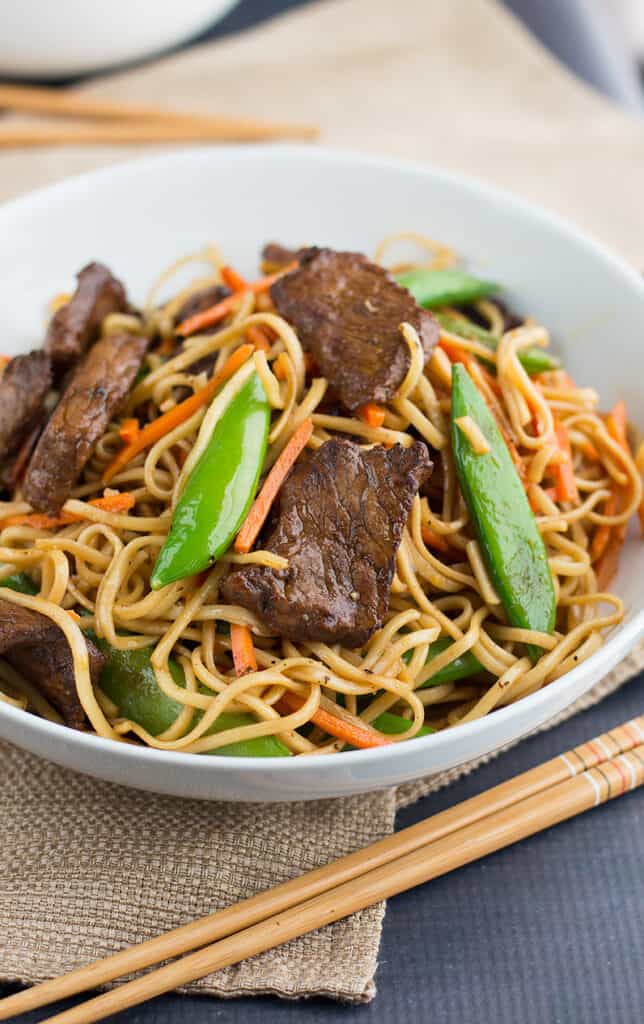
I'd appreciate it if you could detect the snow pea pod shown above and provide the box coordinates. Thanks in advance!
[94,639,291,757]
[451,364,555,660]
[0,572,38,595]
[403,636,483,686]
[372,711,433,737]
[151,371,270,589]
[398,268,498,309]
[435,313,561,375]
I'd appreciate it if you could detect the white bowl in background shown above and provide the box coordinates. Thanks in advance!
[0,146,642,801]
[0,0,239,79]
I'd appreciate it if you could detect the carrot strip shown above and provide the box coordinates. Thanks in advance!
[221,265,248,292]
[593,401,631,571]
[118,418,140,445]
[102,343,254,484]
[606,400,627,447]
[421,524,451,554]
[590,491,618,560]
[234,418,313,553]
[246,324,273,353]
[2,493,135,530]
[581,440,600,463]
[439,337,472,367]
[157,335,177,357]
[273,352,290,381]
[277,693,393,750]
[551,419,579,503]
[230,623,257,677]
[177,264,297,337]
[357,402,386,429]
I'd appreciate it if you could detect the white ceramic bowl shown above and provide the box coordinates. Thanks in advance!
[0,0,238,78]
[0,147,642,801]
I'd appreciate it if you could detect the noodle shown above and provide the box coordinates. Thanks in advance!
[0,235,639,756]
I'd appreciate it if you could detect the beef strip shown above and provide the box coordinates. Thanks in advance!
[261,242,303,272]
[23,331,148,515]
[270,248,440,411]
[0,351,52,462]
[0,598,105,728]
[45,262,127,371]
[174,283,231,325]
[221,438,432,647]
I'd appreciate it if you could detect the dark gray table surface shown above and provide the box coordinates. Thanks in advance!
[3,3,643,1021]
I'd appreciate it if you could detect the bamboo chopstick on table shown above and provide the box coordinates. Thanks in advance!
[1,715,642,1024]
[0,81,318,146]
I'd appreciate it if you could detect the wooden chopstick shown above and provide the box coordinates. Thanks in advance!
[1,715,642,1022]
[0,120,317,148]
[0,82,318,145]
[36,739,644,1024]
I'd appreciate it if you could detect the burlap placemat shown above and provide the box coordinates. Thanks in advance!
[1,0,643,1004]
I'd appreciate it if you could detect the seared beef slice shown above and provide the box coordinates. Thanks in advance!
[0,598,105,728]
[270,248,439,411]
[0,351,51,461]
[45,262,127,370]
[222,439,431,647]
[23,331,148,515]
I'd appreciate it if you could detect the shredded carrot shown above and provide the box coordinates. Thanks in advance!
[605,399,626,443]
[581,440,600,463]
[2,493,135,530]
[234,418,313,554]
[157,335,177,357]
[592,401,630,568]
[439,336,472,367]
[118,418,140,445]
[277,692,392,749]
[230,623,257,676]
[66,610,81,622]
[221,265,248,292]
[102,344,254,484]
[551,419,579,503]
[246,324,273,353]
[421,524,451,554]
[273,352,290,381]
[357,402,386,429]
[177,263,297,337]
[591,490,619,560]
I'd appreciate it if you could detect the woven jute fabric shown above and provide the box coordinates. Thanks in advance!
[1,0,644,1004]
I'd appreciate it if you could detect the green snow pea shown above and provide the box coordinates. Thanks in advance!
[372,711,433,738]
[403,636,484,687]
[94,638,291,757]
[0,573,38,595]
[451,364,556,660]
[151,371,270,589]
[398,268,498,309]
[435,313,561,376]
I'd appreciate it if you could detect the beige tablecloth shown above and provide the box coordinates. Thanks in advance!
[1,0,643,1004]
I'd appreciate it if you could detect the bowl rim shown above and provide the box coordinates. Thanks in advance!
[1,143,643,775]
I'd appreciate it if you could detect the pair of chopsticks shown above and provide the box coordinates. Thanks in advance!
[0,82,318,148]
[1,715,642,1024]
